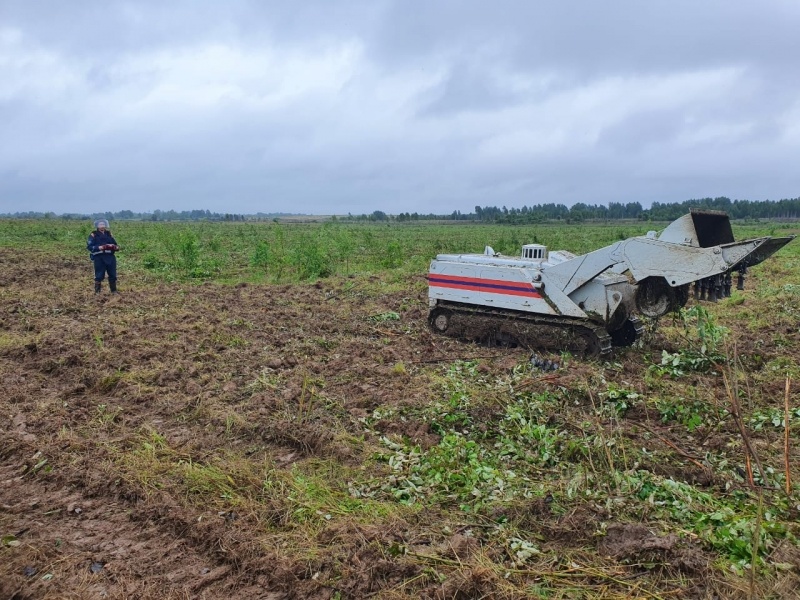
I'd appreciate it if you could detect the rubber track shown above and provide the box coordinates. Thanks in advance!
[630,316,646,341]
[429,302,613,358]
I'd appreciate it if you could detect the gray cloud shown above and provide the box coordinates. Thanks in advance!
[1,0,799,215]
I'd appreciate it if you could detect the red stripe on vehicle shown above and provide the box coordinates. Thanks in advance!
[429,275,541,298]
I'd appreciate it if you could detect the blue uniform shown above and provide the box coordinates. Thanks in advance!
[87,229,119,284]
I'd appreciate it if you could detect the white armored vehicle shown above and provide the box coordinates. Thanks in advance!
[427,210,794,357]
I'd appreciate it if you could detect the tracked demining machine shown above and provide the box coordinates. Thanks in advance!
[427,209,795,357]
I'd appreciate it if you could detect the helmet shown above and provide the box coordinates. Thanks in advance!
[94,219,109,229]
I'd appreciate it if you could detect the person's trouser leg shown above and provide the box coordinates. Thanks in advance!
[107,257,118,293]
[93,257,105,293]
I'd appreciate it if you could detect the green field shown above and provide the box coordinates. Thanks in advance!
[2,218,797,284]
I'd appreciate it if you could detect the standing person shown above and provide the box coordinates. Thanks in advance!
[87,218,121,294]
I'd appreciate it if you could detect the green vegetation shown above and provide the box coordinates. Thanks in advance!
[2,217,796,285]
[354,356,798,573]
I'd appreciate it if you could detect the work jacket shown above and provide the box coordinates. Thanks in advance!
[87,230,119,258]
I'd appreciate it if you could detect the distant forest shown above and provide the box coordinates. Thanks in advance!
[3,196,800,223]
[463,196,800,223]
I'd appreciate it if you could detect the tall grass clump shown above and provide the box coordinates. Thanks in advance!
[290,232,333,280]
[250,240,271,271]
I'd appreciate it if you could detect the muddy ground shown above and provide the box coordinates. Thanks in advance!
[2,248,799,599]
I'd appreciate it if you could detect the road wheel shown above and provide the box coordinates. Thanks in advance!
[428,308,452,333]
[569,328,601,358]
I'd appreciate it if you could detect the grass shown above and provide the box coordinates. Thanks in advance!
[0,217,763,283]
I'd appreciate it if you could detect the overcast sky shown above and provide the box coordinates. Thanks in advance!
[2,1,800,216]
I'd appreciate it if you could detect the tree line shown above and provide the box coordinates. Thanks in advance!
[2,209,287,222]
[324,196,800,222]
[469,197,800,224]
[3,196,799,223]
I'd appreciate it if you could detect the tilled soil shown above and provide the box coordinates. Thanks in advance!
[1,251,499,599]
[2,248,799,599]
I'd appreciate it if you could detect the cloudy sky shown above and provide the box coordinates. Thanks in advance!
[2,1,800,216]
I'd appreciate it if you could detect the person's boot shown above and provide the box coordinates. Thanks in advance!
[109,280,118,294]
[94,281,102,294]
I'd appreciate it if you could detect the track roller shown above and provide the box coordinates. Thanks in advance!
[428,308,452,333]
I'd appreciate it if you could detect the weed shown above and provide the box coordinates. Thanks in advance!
[507,536,542,566]
[781,283,800,295]
[94,403,121,425]
[211,332,248,348]
[248,368,281,391]
[598,383,639,416]
[224,412,246,436]
[179,459,237,502]
[382,241,404,268]
[228,317,252,329]
[314,336,336,350]
[602,471,792,569]
[651,348,720,377]
[250,240,271,270]
[426,388,473,435]
[276,462,388,526]
[142,254,168,272]
[372,433,519,510]
[369,311,400,322]
[266,225,288,280]
[391,362,407,376]
[749,406,800,431]
[291,236,332,279]
[361,387,569,508]
[655,397,720,432]
[207,236,222,252]
[686,305,729,355]
[96,371,122,392]
[651,306,729,377]
[139,429,167,456]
